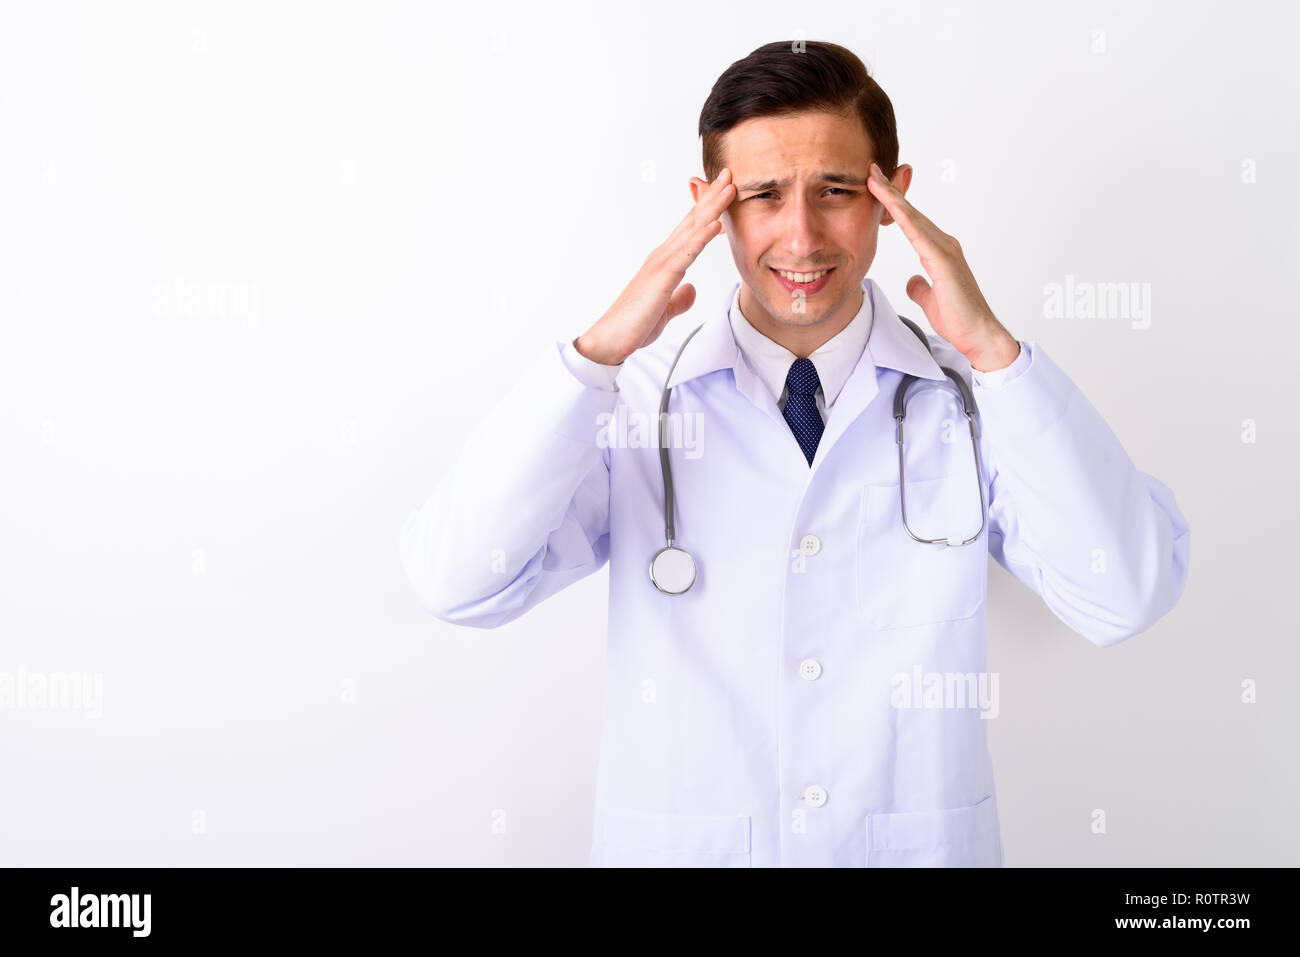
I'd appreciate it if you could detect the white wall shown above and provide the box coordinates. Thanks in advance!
[1,0,1295,865]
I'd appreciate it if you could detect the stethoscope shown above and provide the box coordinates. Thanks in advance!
[649,309,988,596]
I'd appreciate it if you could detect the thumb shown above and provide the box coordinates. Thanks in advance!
[665,282,697,320]
[644,283,697,348]
[905,274,936,322]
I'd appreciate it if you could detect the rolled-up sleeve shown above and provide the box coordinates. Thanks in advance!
[974,341,1191,646]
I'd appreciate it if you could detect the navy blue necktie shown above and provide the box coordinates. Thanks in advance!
[783,357,823,466]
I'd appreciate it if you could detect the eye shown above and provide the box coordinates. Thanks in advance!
[745,188,856,202]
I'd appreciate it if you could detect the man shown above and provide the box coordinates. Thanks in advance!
[399,40,1190,867]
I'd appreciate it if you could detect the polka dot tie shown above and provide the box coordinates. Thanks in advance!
[783,357,824,466]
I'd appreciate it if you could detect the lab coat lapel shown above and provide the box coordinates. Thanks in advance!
[665,279,951,468]
[665,282,784,425]
[810,279,948,472]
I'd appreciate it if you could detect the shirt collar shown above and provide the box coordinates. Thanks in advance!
[727,280,872,409]
[665,276,946,391]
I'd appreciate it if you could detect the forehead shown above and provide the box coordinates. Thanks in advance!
[721,110,873,180]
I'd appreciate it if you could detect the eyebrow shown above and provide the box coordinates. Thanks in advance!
[735,171,869,193]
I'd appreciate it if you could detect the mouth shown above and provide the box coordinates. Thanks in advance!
[770,266,835,295]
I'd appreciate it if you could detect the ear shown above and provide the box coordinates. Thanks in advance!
[879,163,914,227]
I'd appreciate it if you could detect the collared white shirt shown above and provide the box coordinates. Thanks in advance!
[726,282,872,422]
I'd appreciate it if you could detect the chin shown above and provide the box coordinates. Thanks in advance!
[773,302,829,326]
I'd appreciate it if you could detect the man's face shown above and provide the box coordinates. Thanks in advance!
[691,110,912,344]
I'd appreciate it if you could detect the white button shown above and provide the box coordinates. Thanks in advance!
[804,785,827,807]
[799,659,822,680]
[799,534,821,556]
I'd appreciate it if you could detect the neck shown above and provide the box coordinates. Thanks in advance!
[738,283,863,358]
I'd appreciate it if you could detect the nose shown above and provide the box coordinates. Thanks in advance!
[779,192,824,262]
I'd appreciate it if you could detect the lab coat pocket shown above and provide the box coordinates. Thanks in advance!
[865,794,1002,867]
[857,477,987,629]
[600,808,751,867]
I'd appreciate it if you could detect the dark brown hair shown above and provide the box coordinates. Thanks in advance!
[698,40,899,182]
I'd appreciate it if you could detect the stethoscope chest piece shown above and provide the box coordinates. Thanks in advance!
[649,544,696,595]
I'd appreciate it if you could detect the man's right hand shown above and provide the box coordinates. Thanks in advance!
[574,168,735,366]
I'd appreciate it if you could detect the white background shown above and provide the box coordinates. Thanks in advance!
[1,0,1296,865]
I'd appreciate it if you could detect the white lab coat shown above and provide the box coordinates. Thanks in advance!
[399,277,1191,867]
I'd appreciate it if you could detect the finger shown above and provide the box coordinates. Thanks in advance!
[646,218,723,295]
[866,169,950,264]
[873,194,955,275]
[665,168,734,245]
[659,185,733,270]
[868,175,942,250]
[663,176,733,250]
[664,218,724,275]
[664,173,724,243]
[866,163,939,231]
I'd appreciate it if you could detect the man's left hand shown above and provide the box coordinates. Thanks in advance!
[867,161,1020,373]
